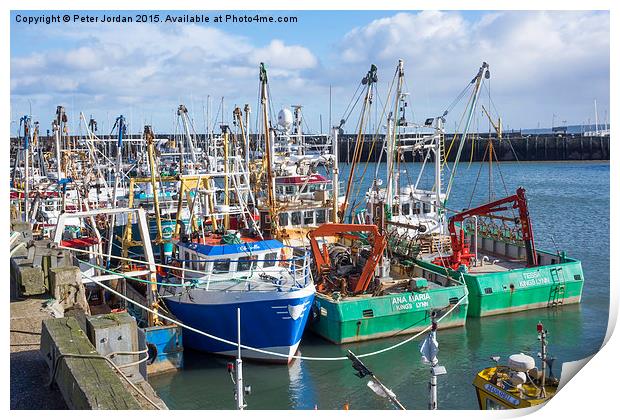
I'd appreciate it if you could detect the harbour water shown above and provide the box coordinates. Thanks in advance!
[149,161,610,409]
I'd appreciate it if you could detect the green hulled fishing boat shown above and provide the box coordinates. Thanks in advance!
[416,241,584,318]
[366,60,584,319]
[415,187,584,317]
[306,223,468,344]
[305,61,468,344]
[311,278,468,344]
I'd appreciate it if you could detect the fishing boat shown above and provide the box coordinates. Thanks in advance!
[306,62,468,344]
[160,233,315,363]
[307,223,468,344]
[473,322,558,409]
[363,60,447,241]
[149,93,317,363]
[362,61,584,318]
[415,187,584,317]
[250,63,342,244]
[408,63,584,317]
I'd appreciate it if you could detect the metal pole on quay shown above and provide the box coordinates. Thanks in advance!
[422,312,447,410]
[228,307,250,410]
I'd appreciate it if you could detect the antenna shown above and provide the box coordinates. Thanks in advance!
[329,85,332,131]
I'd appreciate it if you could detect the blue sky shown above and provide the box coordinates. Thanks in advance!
[10,10,610,134]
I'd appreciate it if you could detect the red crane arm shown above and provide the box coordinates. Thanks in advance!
[437,187,537,269]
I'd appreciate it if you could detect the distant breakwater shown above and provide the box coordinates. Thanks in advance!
[336,133,610,162]
[15,133,609,162]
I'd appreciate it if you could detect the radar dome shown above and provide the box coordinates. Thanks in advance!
[278,108,293,130]
[508,353,535,372]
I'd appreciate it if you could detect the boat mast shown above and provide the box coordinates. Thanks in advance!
[340,64,377,222]
[386,60,405,217]
[178,104,197,172]
[223,125,231,230]
[433,118,444,227]
[20,115,31,222]
[54,106,65,181]
[444,62,489,203]
[331,125,339,223]
[105,115,126,268]
[144,125,163,244]
[234,106,250,177]
[481,104,502,201]
[244,104,251,159]
[293,105,303,155]
[594,99,599,134]
[260,63,278,235]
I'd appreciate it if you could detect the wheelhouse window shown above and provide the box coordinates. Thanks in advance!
[291,211,302,226]
[279,212,289,227]
[237,256,258,271]
[402,203,411,215]
[413,202,421,214]
[212,259,231,274]
[304,211,314,225]
[263,252,278,268]
[423,203,431,214]
[316,209,326,224]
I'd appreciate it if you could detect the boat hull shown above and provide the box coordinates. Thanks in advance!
[415,257,584,318]
[163,287,315,363]
[309,285,468,344]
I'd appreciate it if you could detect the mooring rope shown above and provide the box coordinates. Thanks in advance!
[82,271,468,362]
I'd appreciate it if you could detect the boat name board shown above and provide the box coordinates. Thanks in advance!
[519,271,551,288]
[391,293,430,311]
[483,383,520,406]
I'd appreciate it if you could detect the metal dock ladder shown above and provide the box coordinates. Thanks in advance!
[547,267,566,307]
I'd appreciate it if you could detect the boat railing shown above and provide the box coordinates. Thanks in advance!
[168,248,312,289]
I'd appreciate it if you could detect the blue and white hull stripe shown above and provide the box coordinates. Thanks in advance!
[163,285,315,363]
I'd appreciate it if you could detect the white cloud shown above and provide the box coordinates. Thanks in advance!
[10,11,609,133]
[336,10,609,128]
[341,11,467,65]
[248,40,317,70]
[10,21,320,132]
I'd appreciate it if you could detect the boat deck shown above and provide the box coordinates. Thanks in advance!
[419,251,528,274]
[467,259,525,273]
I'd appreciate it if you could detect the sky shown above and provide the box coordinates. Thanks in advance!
[10,10,610,135]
